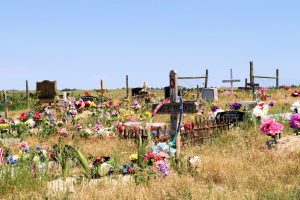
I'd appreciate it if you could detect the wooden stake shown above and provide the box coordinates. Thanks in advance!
[205,69,208,88]
[126,75,129,98]
[276,69,279,89]
[3,91,8,119]
[26,80,29,109]
[250,61,254,83]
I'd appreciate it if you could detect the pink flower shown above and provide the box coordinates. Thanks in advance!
[75,124,83,131]
[260,118,284,136]
[19,113,28,122]
[19,141,28,149]
[59,128,68,136]
[259,88,269,94]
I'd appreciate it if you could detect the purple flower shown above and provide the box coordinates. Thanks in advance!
[269,101,275,107]
[229,102,242,110]
[289,113,300,129]
[156,160,170,177]
[211,105,220,112]
[35,146,43,150]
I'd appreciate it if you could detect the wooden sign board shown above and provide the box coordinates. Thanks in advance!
[36,80,57,103]
[152,101,199,114]
[215,111,245,124]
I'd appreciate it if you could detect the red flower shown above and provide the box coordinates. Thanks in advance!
[33,112,42,121]
[117,124,126,133]
[19,113,28,122]
[128,168,135,173]
[184,122,193,132]
[144,152,156,160]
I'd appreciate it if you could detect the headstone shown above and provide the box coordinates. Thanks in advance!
[80,96,98,102]
[131,88,143,96]
[152,101,199,115]
[202,88,218,101]
[239,101,257,109]
[36,80,57,103]
[215,111,245,124]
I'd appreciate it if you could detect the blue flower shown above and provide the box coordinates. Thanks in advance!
[35,146,43,150]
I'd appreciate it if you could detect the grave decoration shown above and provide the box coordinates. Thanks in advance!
[36,80,57,104]
[215,110,245,124]
[202,88,218,101]
[291,101,300,113]
[289,113,300,135]
[260,118,284,148]
[291,90,300,97]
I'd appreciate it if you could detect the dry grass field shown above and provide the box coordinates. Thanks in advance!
[1,88,300,200]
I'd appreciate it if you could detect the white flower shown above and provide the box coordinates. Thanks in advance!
[291,101,300,112]
[26,118,36,128]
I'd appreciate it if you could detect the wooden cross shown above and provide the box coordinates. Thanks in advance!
[1,91,12,118]
[152,70,199,159]
[222,69,240,93]
[96,80,108,98]
[247,82,260,100]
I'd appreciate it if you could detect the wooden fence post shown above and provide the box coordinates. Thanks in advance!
[26,80,29,109]
[205,69,208,88]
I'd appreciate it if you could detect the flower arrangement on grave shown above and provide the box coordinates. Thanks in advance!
[291,89,300,97]
[229,102,242,111]
[291,101,300,113]
[19,113,29,122]
[260,118,284,140]
[58,128,68,136]
[252,102,269,120]
[289,113,300,135]
[184,121,194,132]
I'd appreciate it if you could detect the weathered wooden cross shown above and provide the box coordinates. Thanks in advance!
[247,82,260,100]
[152,70,199,159]
[1,91,13,118]
[222,68,240,93]
[96,80,108,98]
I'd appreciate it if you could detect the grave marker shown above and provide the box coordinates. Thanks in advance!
[36,80,57,104]
[250,61,279,88]
[2,91,13,118]
[215,111,245,124]
[202,88,218,101]
[152,70,199,160]
[96,80,108,99]
[222,69,240,93]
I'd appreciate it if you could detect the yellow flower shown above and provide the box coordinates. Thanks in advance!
[144,111,152,118]
[129,154,138,161]
[90,102,97,108]
[0,124,9,129]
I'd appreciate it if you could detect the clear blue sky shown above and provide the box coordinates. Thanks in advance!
[1,1,299,90]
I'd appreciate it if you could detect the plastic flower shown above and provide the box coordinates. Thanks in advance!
[7,155,19,165]
[291,101,300,113]
[59,128,68,136]
[260,118,284,136]
[252,102,269,119]
[129,154,138,162]
[156,160,170,177]
[33,112,42,121]
[259,88,269,94]
[19,141,28,149]
[92,124,104,132]
[144,152,156,160]
[19,113,28,122]
[289,113,300,129]
[229,102,242,110]
[26,118,36,128]
[211,105,220,112]
[75,124,83,131]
